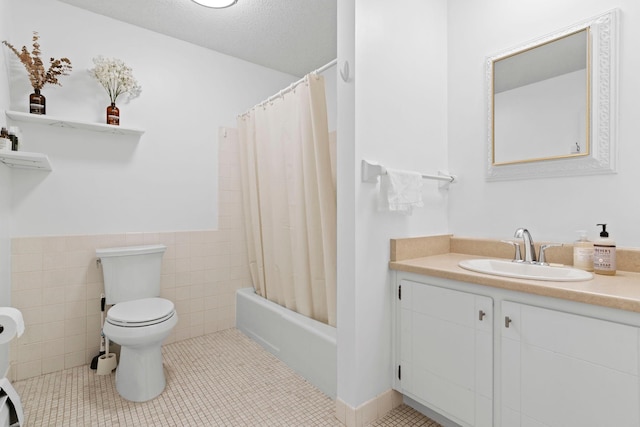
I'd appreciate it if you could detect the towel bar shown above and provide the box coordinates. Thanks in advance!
[361,159,456,185]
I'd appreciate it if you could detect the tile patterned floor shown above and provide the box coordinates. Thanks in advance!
[14,328,439,426]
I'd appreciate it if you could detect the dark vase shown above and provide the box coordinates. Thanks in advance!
[29,89,46,115]
[106,102,120,126]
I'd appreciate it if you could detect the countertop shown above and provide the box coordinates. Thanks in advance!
[389,235,640,314]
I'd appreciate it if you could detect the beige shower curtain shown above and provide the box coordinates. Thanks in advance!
[237,74,337,327]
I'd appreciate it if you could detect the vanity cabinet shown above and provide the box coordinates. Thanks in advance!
[394,279,494,427]
[501,301,640,427]
[393,274,640,427]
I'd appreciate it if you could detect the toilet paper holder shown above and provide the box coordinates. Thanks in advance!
[0,308,24,345]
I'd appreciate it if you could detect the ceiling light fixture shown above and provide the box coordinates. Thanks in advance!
[191,0,237,8]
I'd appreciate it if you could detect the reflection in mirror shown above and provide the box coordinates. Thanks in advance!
[493,29,589,165]
[486,9,618,181]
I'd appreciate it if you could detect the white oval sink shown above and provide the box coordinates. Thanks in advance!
[458,258,593,282]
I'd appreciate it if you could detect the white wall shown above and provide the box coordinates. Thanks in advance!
[0,0,13,375]
[337,0,449,408]
[448,0,640,247]
[336,0,357,408]
[6,0,297,237]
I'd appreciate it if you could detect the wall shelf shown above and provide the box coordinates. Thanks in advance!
[0,151,52,171]
[5,110,145,136]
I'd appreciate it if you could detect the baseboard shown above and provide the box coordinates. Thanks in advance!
[335,389,403,426]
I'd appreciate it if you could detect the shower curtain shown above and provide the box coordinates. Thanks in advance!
[237,74,337,327]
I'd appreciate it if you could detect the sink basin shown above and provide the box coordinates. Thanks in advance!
[458,258,593,282]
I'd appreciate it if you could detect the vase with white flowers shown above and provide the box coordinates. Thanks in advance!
[2,31,72,115]
[89,56,141,126]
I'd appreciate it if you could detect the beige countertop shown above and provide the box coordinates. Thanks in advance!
[389,235,640,314]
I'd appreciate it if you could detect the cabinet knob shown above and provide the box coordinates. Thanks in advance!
[479,310,486,321]
[505,316,512,328]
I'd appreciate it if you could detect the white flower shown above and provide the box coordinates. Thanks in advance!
[89,56,141,104]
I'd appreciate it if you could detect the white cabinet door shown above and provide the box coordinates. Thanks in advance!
[501,301,640,427]
[398,280,493,427]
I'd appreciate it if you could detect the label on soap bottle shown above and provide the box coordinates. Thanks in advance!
[574,247,594,271]
[594,245,616,273]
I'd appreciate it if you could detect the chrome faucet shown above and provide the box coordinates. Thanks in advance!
[514,228,536,263]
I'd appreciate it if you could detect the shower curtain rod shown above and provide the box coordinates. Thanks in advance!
[240,58,337,116]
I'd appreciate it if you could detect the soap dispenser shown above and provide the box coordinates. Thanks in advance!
[573,230,594,271]
[594,224,616,275]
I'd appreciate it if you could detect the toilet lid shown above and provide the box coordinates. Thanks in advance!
[106,297,175,327]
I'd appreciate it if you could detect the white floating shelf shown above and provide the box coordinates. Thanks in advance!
[6,110,145,136]
[0,151,52,171]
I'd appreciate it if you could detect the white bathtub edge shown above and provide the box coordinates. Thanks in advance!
[235,287,337,398]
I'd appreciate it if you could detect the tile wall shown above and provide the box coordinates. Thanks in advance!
[8,134,250,381]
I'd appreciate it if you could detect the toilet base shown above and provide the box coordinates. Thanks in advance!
[115,344,166,402]
[103,309,177,402]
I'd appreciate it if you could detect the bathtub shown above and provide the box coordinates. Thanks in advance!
[235,287,336,398]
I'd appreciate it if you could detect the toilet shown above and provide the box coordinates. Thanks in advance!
[97,244,177,402]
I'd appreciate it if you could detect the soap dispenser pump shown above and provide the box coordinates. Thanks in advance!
[594,223,616,275]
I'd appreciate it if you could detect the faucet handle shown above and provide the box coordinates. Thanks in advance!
[538,243,564,265]
[501,240,522,262]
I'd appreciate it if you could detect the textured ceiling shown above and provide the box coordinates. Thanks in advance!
[57,0,337,77]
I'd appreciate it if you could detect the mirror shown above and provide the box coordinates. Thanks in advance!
[493,29,589,165]
[486,9,618,181]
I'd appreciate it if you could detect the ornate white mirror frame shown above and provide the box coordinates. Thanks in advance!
[486,9,619,181]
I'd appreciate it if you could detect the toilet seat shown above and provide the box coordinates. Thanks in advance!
[107,297,175,327]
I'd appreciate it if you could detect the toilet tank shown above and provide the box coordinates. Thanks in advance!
[97,244,167,305]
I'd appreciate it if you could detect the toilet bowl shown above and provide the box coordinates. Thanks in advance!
[97,244,177,402]
[102,297,178,402]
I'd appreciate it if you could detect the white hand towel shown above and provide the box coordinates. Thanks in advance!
[378,168,424,215]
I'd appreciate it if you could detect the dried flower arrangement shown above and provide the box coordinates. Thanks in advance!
[2,31,72,91]
[89,56,142,104]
